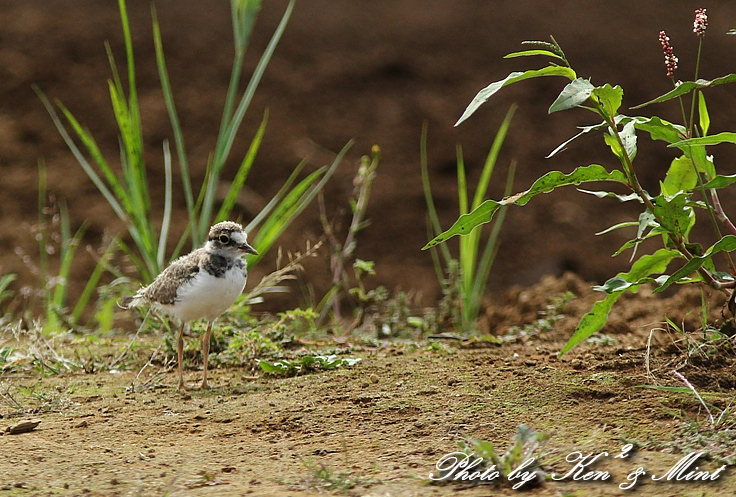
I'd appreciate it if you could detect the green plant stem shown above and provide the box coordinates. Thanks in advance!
[687,37,704,138]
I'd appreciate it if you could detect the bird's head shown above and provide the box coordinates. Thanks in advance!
[206,221,258,257]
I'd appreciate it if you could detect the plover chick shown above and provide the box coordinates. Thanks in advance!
[121,221,258,390]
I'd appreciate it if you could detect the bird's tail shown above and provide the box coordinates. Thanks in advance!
[117,293,146,310]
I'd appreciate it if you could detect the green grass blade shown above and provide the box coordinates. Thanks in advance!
[249,140,350,266]
[244,161,308,233]
[456,144,468,216]
[203,0,294,233]
[471,161,516,310]
[250,168,325,264]
[455,144,476,317]
[57,103,132,214]
[157,141,173,268]
[71,237,119,324]
[216,110,267,222]
[35,87,128,222]
[152,5,197,244]
[419,122,452,265]
[115,238,150,283]
[52,204,88,313]
[471,104,516,209]
[219,0,258,137]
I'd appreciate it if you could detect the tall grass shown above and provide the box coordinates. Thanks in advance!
[37,0,336,287]
[421,105,516,333]
[17,162,117,333]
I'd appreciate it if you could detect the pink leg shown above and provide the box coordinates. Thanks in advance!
[201,321,213,390]
[177,322,186,391]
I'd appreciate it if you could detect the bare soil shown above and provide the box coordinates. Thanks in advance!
[3,274,736,496]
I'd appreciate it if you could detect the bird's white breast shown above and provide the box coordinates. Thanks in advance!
[164,265,246,322]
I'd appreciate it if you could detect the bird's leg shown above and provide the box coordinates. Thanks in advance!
[201,321,213,390]
[177,322,186,391]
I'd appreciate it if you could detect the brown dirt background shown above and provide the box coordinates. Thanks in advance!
[3,274,736,496]
[3,1,736,312]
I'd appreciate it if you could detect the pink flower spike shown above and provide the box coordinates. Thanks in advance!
[659,31,678,78]
[693,8,708,36]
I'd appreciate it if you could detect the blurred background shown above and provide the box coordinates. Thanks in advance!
[2,0,736,312]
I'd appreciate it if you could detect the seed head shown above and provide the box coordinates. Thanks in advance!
[693,8,708,36]
[659,31,678,78]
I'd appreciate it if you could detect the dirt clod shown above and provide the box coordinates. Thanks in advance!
[4,419,41,435]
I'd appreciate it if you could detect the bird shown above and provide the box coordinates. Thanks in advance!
[121,221,258,390]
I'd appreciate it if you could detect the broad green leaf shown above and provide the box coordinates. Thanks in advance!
[603,121,636,162]
[654,235,736,293]
[504,49,567,62]
[423,164,628,249]
[652,192,694,237]
[620,120,637,161]
[632,74,736,109]
[698,92,710,136]
[684,146,715,180]
[660,157,697,197]
[593,274,669,293]
[560,248,681,355]
[456,66,576,126]
[258,360,291,374]
[560,293,620,355]
[630,116,686,144]
[549,78,595,113]
[704,173,736,189]
[592,84,623,117]
[631,211,661,259]
[670,132,736,148]
[638,210,656,240]
[625,247,682,281]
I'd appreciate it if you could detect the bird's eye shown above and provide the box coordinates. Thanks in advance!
[219,234,230,244]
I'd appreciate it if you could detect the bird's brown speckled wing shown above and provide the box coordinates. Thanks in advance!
[142,250,204,305]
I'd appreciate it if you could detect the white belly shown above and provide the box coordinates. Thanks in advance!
[162,267,246,322]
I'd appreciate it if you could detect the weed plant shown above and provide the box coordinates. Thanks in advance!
[422,108,516,333]
[425,9,736,353]
[37,0,342,288]
[12,164,115,333]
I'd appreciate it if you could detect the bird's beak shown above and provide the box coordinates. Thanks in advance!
[240,242,258,255]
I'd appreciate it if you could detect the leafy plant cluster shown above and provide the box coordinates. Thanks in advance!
[426,11,736,353]
[37,0,345,290]
[258,355,361,376]
[422,108,516,334]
